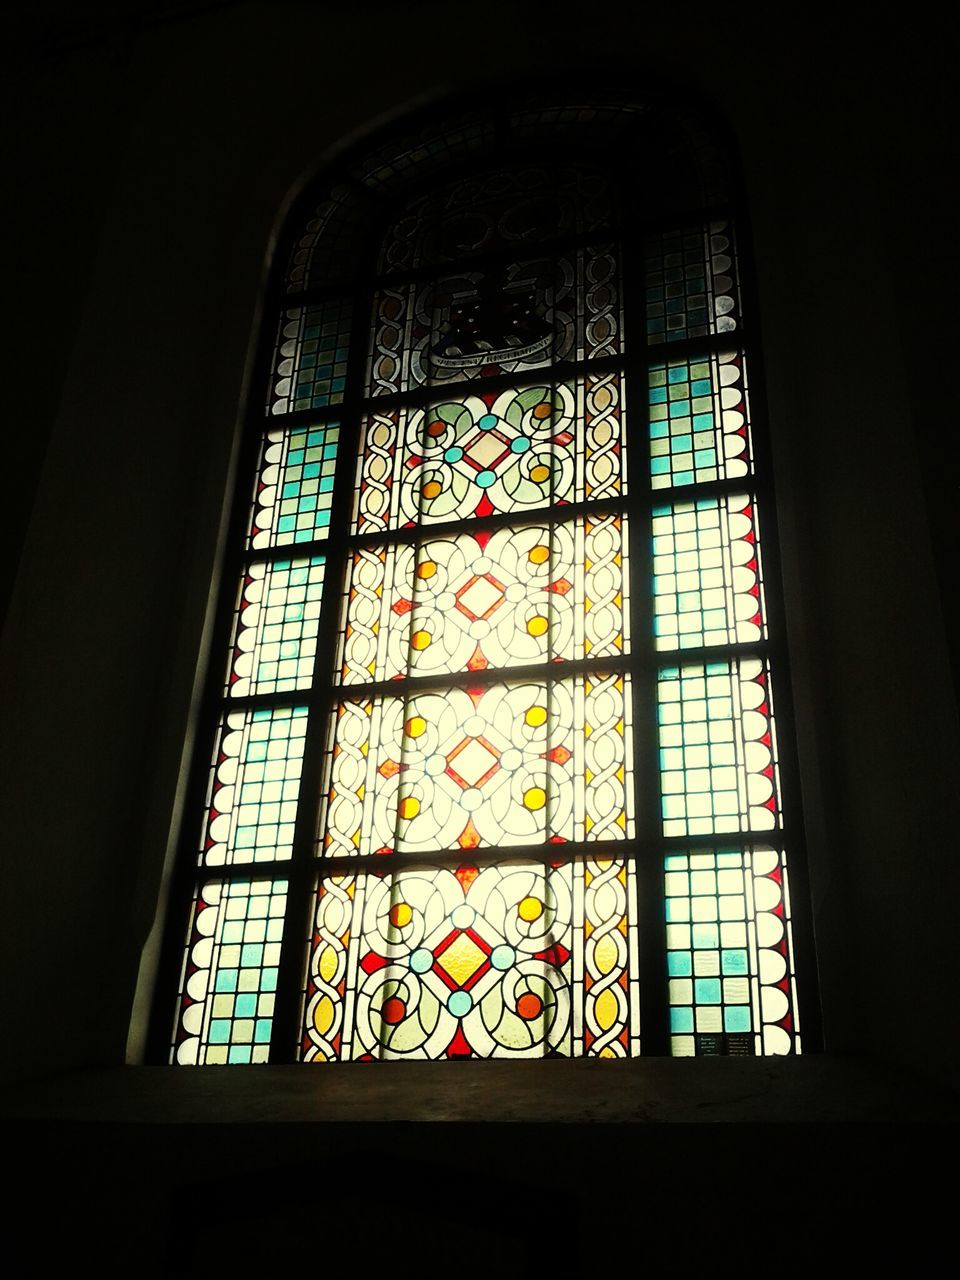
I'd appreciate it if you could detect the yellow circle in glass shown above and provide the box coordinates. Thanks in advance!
[404,715,426,738]
[411,630,431,651]
[418,560,437,580]
[529,544,550,565]
[527,614,548,637]
[398,796,420,820]
[530,464,550,484]
[523,786,546,811]
[518,895,544,921]
[422,480,442,500]
[525,705,547,728]
[389,902,412,928]
[532,402,552,419]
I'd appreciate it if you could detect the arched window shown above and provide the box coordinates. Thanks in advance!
[154,93,818,1064]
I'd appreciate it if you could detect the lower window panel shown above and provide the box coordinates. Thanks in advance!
[301,858,641,1061]
[665,846,799,1057]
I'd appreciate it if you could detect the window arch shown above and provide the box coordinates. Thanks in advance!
[154,91,819,1065]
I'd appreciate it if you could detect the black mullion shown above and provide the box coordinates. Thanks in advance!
[621,184,672,1057]
[171,820,799,886]
[266,267,377,1064]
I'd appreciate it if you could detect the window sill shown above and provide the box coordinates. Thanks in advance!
[6,1054,955,1125]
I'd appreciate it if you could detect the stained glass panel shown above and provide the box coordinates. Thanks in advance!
[353,377,625,533]
[247,422,340,548]
[652,494,766,649]
[366,247,621,397]
[173,877,288,1064]
[301,857,640,1061]
[648,347,752,489]
[226,556,325,697]
[338,515,629,684]
[201,706,308,866]
[657,659,781,837]
[665,847,799,1057]
[319,674,633,858]
[644,220,739,344]
[269,301,352,414]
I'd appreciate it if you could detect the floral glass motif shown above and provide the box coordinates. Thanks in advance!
[338,515,628,683]
[175,878,288,1064]
[319,675,633,858]
[354,377,624,533]
[665,847,799,1056]
[302,858,640,1061]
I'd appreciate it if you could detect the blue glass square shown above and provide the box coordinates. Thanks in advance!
[670,1007,694,1033]
[254,1019,273,1044]
[215,969,238,993]
[235,993,257,1018]
[240,943,264,967]
[724,1005,752,1033]
[694,978,721,1004]
[721,949,749,975]
[668,951,692,977]
[209,1019,231,1044]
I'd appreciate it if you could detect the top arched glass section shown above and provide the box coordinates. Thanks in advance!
[283,96,734,294]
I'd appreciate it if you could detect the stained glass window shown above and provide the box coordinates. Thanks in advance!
[155,98,814,1067]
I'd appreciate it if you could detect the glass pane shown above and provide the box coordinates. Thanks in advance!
[652,494,766,649]
[301,857,639,1061]
[644,220,739,345]
[338,514,629,684]
[367,246,620,397]
[648,347,752,490]
[664,847,799,1057]
[268,301,352,413]
[173,877,288,1064]
[354,375,625,533]
[247,422,340,548]
[225,556,325,696]
[657,659,781,837]
[201,706,308,866]
[319,674,634,857]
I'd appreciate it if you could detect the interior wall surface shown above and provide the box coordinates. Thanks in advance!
[2,0,958,1117]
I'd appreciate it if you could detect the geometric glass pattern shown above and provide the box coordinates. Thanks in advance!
[226,556,326,696]
[338,515,629,683]
[319,674,633,857]
[657,660,781,837]
[174,878,288,1064]
[247,423,341,548]
[270,300,352,413]
[644,221,739,345]
[302,858,640,1060]
[354,376,625,533]
[648,348,752,489]
[652,495,765,650]
[665,847,799,1057]
[200,706,308,866]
